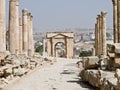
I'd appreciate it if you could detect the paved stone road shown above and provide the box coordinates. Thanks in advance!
[3,58,96,90]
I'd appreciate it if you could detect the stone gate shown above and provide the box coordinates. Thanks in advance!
[46,32,74,58]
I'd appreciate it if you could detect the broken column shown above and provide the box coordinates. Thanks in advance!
[112,0,118,43]
[22,9,28,55]
[0,0,6,52]
[19,17,22,54]
[9,0,19,54]
[101,11,107,55]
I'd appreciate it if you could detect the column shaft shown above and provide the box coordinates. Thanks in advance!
[112,0,118,43]
[0,0,6,52]
[118,0,120,42]
[19,17,22,54]
[101,11,107,55]
[9,0,19,54]
[96,17,100,55]
[28,13,34,56]
[22,9,28,55]
[95,23,98,55]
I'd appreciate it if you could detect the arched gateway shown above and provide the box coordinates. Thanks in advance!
[46,32,74,58]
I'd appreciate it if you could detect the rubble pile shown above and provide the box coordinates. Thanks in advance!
[78,43,120,90]
[0,53,55,88]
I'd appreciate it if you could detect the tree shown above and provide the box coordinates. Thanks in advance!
[35,45,43,53]
[79,50,92,57]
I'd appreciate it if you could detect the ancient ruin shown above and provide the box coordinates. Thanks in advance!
[46,32,74,58]
[78,0,120,90]
[1,0,120,90]
[95,12,107,56]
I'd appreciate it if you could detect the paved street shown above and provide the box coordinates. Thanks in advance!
[3,58,95,90]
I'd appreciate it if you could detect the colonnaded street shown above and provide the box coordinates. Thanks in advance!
[2,58,96,90]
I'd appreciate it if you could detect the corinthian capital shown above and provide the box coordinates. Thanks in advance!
[101,11,107,17]
[112,0,117,5]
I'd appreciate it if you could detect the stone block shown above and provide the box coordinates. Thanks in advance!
[82,56,99,69]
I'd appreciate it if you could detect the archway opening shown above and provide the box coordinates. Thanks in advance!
[55,42,66,58]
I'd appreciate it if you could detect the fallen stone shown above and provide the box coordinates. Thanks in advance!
[82,56,99,69]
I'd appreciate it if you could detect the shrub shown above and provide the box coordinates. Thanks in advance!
[79,50,92,57]
[35,45,43,53]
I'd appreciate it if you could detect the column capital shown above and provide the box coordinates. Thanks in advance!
[22,9,28,16]
[27,12,31,20]
[28,13,33,20]
[112,0,117,5]
[101,11,107,17]
[9,0,19,2]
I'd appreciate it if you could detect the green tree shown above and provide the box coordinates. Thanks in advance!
[79,50,92,57]
[35,45,43,53]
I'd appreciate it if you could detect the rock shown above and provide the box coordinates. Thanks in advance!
[13,67,28,76]
[82,56,99,69]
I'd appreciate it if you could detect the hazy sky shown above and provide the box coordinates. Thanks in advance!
[6,0,113,30]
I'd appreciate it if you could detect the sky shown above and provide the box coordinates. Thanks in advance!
[6,0,113,31]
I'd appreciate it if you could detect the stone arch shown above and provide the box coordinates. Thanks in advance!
[46,32,74,58]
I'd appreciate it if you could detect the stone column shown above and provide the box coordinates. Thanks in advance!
[95,23,98,56]
[0,0,6,52]
[28,13,34,56]
[118,0,120,42]
[112,0,118,43]
[66,38,73,58]
[19,17,22,54]
[43,39,46,56]
[27,12,31,56]
[9,0,19,54]
[47,39,52,56]
[96,16,100,55]
[101,11,107,55]
[98,15,102,55]
[22,9,28,55]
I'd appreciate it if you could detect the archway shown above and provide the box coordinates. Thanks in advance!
[55,42,66,57]
[46,32,74,58]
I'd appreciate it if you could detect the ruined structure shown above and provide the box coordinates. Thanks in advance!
[22,10,34,56]
[0,0,6,52]
[9,0,19,54]
[79,1,120,89]
[46,32,74,58]
[95,12,107,56]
